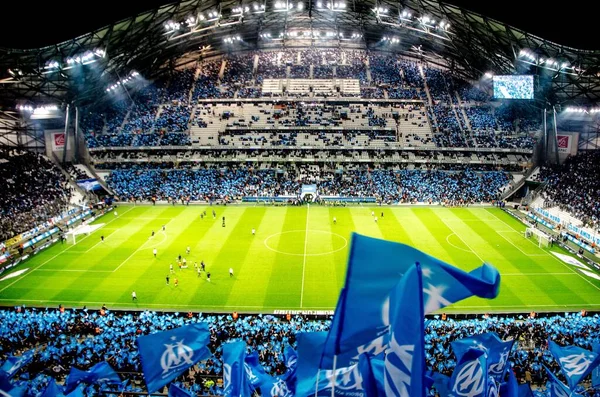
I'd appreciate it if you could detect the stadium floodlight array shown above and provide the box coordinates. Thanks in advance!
[17,104,59,112]
[316,0,346,11]
[382,36,400,43]
[564,106,600,114]
[400,10,413,19]
[105,71,141,93]
[519,49,579,74]
[66,49,106,66]
[223,35,243,43]
[273,1,303,11]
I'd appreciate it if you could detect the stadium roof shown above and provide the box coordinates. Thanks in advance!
[1,0,600,111]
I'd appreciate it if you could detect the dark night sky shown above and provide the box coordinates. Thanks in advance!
[0,0,596,50]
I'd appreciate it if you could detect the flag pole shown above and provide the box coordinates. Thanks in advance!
[315,368,321,397]
[330,354,337,397]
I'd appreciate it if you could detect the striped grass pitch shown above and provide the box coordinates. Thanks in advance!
[1,205,599,313]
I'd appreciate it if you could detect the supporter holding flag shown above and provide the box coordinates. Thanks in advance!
[0,349,35,378]
[137,323,211,393]
[64,361,121,393]
[168,383,195,397]
[548,339,600,390]
[223,341,250,397]
[544,366,583,397]
[451,332,515,382]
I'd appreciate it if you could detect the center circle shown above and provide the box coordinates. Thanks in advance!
[263,230,348,256]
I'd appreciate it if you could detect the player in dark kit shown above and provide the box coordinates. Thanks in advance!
[222,216,225,227]
[151,230,155,237]
[201,261,205,272]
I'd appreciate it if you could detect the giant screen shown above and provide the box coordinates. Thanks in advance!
[493,75,534,99]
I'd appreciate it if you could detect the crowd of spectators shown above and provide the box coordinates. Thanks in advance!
[105,164,509,204]
[0,151,72,242]
[538,151,600,229]
[1,306,598,396]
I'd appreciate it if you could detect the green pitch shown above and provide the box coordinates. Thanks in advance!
[1,205,599,313]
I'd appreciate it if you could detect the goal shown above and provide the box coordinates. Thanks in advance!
[65,224,92,245]
[525,227,550,248]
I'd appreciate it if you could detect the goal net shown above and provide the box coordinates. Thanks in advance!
[65,223,96,245]
[525,227,550,248]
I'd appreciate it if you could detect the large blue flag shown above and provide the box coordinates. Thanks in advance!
[64,361,121,393]
[168,383,195,397]
[384,264,425,397]
[449,348,488,397]
[0,349,35,378]
[0,372,26,397]
[593,343,600,387]
[499,365,518,397]
[223,341,250,397]
[244,351,294,397]
[282,344,298,391]
[323,234,500,368]
[137,322,211,393]
[548,340,600,390]
[544,366,583,397]
[518,383,534,397]
[358,354,384,397]
[451,332,514,381]
[296,332,366,397]
[65,386,85,397]
[41,378,64,397]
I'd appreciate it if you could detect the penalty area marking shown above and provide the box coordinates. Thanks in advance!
[0,206,136,293]
[263,230,348,257]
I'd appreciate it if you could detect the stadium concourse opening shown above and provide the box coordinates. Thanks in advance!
[2,0,600,394]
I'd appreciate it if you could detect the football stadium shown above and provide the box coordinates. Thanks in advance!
[0,0,599,395]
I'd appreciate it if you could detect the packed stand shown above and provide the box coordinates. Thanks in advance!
[538,151,600,229]
[105,164,508,204]
[0,151,72,242]
[1,307,598,395]
[429,105,468,147]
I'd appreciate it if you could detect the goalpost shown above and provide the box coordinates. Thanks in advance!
[65,224,92,245]
[525,227,550,248]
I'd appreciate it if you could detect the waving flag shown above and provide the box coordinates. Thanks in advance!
[282,344,298,390]
[593,343,600,387]
[449,348,488,397]
[323,234,500,368]
[499,365,518,397]
[223,341,250,397]
[41,378,63,397]
[137,322,211,393]
[168,383,194,397]
[0,349,35,378]
[244,352,294,397]
[518,383,534,397]
[548,340,600,390]
[451,332,514,380]
[384,264,425,397]
[0,372,26,397]
[544,366,583,397]
[359,354,384,397]
[64,361,121,393]
[296,332,367,397]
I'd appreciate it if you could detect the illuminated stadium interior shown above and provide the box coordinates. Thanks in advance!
[0,0,600,396]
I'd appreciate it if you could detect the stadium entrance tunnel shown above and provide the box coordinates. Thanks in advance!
[264,230,348,256]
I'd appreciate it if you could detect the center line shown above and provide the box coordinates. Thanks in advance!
[300,204,310,308]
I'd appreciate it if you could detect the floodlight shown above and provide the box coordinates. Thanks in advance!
[297,2,304,10]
